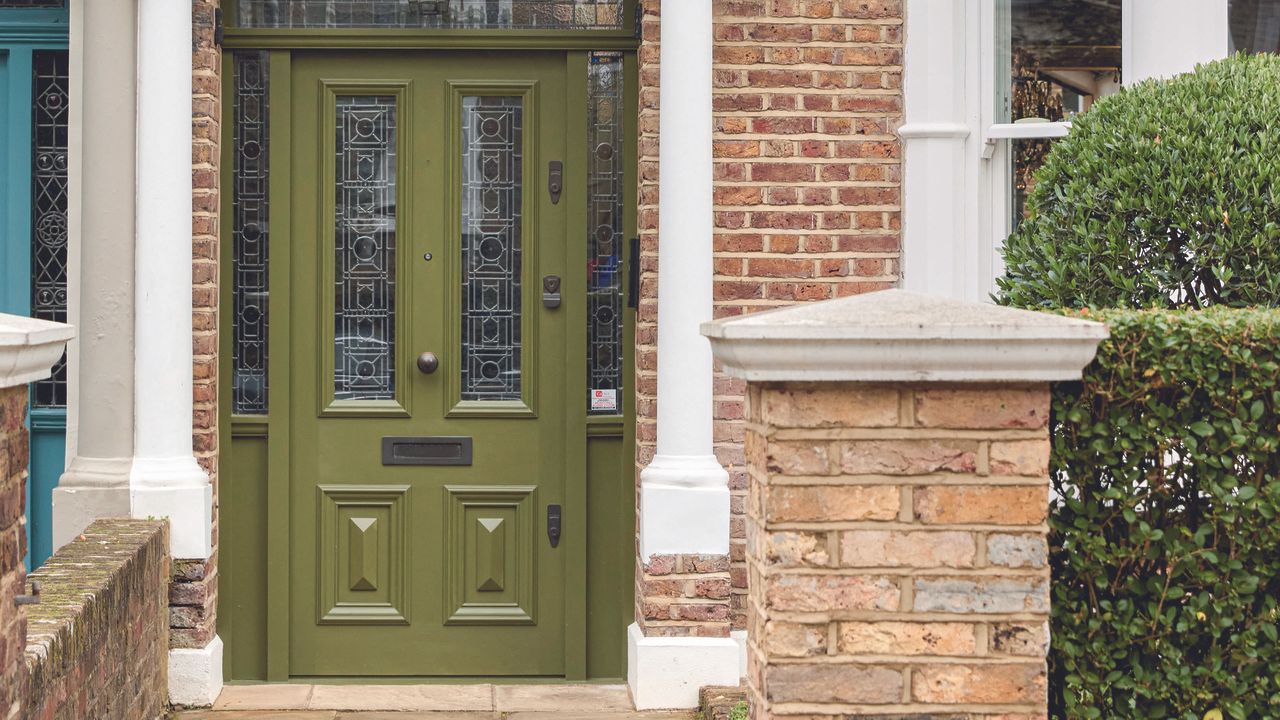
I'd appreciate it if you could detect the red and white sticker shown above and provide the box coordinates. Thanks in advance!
[591,389,618,412]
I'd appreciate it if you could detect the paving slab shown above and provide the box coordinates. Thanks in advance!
[214,685,315,711]
[308,684,496,712]
[493,684,632,712]
[504,713,692,719]
[176,713,337,720]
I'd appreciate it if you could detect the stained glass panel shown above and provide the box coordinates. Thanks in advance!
[461,96,523,402]
[0,1,63,7]
[335,95,398,402]
[236,0,624,29]
[587,52,624,415]
[233,51,270,415]
[30,50,68,409]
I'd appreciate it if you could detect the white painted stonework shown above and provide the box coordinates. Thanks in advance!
[703,289,1109,382]
[0,314,74,390]
[626,624,740,710]
[131,0,213,562]
[169,636,224,708]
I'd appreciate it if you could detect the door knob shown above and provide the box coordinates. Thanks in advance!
[417,352,440,375]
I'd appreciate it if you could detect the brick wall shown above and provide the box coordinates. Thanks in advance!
[0,385,29,719]
[636,0,904,634]
[180,0,221,650]
[24,519,170,720]
[744,382,1051,718]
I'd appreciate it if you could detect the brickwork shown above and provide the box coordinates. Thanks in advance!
[636,0,905,634]
[0,385,29,720]
[183,0,221,650]
[744,382,1051,719]
[24,519,170,720]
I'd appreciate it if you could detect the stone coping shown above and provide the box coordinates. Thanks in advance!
[0,312,73,389]
[702,289,1108,382]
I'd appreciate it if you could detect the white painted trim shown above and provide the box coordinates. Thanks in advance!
[1124,0,1229,84]
[703,290,1108,383]
[897,122,970,139]
[640,0,730,556]
[132,0,211,560]
[169,636,224,708]
[626,624,739,710]
[0,314,74,390]
[730,629,748,680]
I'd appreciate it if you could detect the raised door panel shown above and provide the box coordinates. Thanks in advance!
[444,485,536,625]
[317,485,410,625]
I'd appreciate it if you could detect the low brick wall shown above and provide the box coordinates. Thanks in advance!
[1,384,30,718]
[24,519,170,720]
[745,382,1051,719]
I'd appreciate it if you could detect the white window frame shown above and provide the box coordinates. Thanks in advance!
[901,0,1229,303]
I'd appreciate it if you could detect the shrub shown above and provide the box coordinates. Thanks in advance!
[998,54,1280,310]
[1049,308,1280,719]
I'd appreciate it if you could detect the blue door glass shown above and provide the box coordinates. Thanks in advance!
[0,4,68,569]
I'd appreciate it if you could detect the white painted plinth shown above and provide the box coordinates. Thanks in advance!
[51,482,130,551]
[132,475,212,560]
[627,624,739,710]
[638,481,730,560]
[169,635,224,707]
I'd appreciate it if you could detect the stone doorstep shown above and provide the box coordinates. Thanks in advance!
[211,683,639,713]
[176,713,693,719]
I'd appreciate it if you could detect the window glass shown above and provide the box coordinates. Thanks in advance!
[1231,0,1280,54]
[232,51,270,415]
[30,50,69,409]
[237,0,624,30]
[997,0,1121,227]
[586,52,624,415]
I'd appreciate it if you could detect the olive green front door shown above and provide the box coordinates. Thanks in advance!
[289,52,570,676]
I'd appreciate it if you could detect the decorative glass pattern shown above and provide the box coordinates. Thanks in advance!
[30,51,68,409]
[335,96,398,402]
[461,96,523,402]
[236,0,624,29]
[586,52,624,414]
[0,1,63,6]
[233,52,271,415]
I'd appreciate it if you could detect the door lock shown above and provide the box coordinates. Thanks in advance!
[542,275,562,309]
[548,161,563,205]
[547,504,562,548]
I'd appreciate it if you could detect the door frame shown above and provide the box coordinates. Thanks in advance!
[0,5,69,570]
[218,41,639,682]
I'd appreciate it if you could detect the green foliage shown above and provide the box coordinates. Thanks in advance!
[998,54,1280,310]
[729,701,749,720]
[1048,308,1280,719]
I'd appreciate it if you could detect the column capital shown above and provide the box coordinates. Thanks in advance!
[703,289,1108,383]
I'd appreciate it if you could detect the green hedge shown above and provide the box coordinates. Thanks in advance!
[998,53,1280,310]
[1049,307,1280,719]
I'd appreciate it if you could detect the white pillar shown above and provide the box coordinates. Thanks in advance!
[1124,0,1230,84]
[131,0,211,561]
[638,0,729,561]
[899,0,976,301]
[629,0,739,709]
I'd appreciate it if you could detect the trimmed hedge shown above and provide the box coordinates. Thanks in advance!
[1049,307,1280,719]
[998,53,1280,310]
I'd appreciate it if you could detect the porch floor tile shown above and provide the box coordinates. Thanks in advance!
[192,684,693,718]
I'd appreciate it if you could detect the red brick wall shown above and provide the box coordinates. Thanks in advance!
[25,520,171,720]
[181,0,221,649]
[636,0,904,634]
[0,385,29,719]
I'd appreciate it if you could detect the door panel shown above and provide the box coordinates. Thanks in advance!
[290,52,568,677]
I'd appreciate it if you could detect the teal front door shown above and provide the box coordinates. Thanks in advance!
[0,4,68,568]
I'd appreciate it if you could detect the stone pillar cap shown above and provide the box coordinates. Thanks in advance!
[701,289,1108,382]
[0,313,74,389]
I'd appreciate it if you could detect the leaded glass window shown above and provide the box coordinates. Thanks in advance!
[587,52,623,415]
[236,0,624,29]
[461,96,523,402]
[335,95,398,402]
[0,1,63,7]
[233,51,270,415]
[31,50,68,409]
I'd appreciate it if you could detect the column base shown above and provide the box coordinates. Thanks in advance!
[627,623,739,710]
[639,455,729,558]
[131,456,212,559]
[52,456,132,551]
[731,629,748,678]
[169,635,223,708]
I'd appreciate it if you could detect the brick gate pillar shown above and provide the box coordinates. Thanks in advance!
[703,290,1106,720]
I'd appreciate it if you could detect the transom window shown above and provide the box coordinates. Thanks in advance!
[235,0,625,30]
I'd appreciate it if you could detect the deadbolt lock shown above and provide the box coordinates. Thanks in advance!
[543,275,562,309]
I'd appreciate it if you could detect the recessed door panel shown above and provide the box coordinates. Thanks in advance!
[289,52,569,677]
